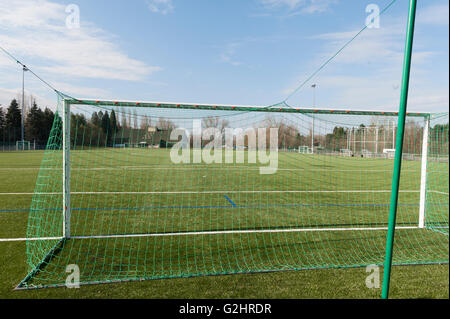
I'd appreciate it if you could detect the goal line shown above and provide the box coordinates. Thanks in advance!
[0,190,423,196]
[0,225,427,242]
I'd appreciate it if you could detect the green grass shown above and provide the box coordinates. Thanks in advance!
[0,241,448,299]
[0,150,448,298]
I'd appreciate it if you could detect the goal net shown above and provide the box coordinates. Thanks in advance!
[18,97,449,289]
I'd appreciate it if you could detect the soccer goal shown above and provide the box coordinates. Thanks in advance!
[17,97,449,289]
[340,149,353,157]
[16,140,33,151]
[298,146,313,154]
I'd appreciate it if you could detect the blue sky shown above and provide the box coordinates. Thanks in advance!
[0,0,448,113]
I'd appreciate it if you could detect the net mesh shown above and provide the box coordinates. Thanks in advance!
[19,97,448,289]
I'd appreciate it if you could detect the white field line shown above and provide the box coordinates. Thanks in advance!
[0,237,62,242]
[73,226,420,239]
[0,226,422,242]
[0,166,419,172]
[0,190,421,196]
[428,190,449,195]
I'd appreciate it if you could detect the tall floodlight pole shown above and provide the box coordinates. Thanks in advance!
[375,127,379,154]
[21,65,28,150]
[382,0,417,299]
[312,84,317,108]
[311,84,317,154]
[392,120,396,149]
[349,129,351,152]
[353,128,356,153]
[363,128,366,151]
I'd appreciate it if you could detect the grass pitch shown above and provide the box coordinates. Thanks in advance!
[0,150,448,298]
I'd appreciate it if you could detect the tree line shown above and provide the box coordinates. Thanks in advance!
[70,110,119,146]
[0,99,55,146]
[1,98,447,154]
[70,110,181,147]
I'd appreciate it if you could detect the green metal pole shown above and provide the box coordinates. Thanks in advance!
[382,0,417,299]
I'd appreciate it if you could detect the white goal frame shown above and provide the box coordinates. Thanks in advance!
[61,98,432,239]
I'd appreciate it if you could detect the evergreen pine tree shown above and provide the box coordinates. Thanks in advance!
[0,107,5,142]
[25,102,44,143]
[110,110,118,134]
[91,112,100,127]
[101,111,111,134]
[42,108,55,143]
[5,99,22,142]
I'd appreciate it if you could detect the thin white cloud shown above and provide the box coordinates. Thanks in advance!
[51,81,111,99]
[0,87,56,112]
[408,91,449,112]
[220,43,243,67]
[261,0,337,14]
[310,27,405,65]
[282,23,448,113]
[262,0,304,10]
[218,35,300,68]
[417,3,449,26]
[0,0,161,82]
[146,0,174,15]
[283,71,449,113]
[310,26,437,67]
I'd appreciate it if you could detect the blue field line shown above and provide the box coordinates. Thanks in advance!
[1,202,448,213]
[224,195,237,207]
[0,204,232,213]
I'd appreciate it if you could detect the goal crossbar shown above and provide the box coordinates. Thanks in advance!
[65,98,431,118]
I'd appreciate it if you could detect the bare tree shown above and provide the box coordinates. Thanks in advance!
[140,115,151,131]
[259,116,301,149]
[156,118,176,130]
[202,116,229,133]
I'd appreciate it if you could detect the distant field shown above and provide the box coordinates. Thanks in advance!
[0,150,448,298]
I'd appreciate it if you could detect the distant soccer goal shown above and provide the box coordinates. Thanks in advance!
[384,149,396,159]
[298,146,313,154]
[340,149,353,157]
[15,140,33,151]
[17,98,449,289]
